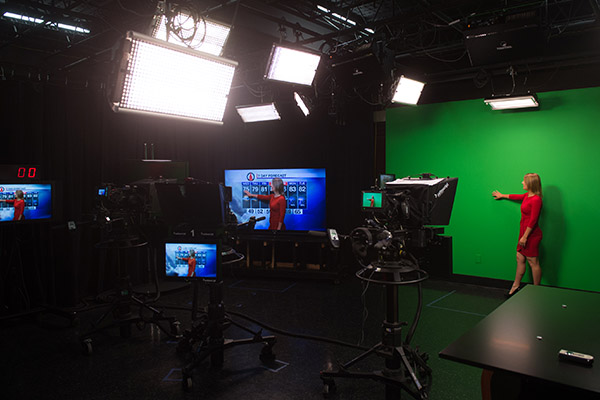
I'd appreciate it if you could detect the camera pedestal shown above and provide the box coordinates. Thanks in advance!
[320,261,432,400]
[177,281,277,390]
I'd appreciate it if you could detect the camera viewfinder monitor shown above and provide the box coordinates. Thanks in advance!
[164,241,220,281]
[224,168,326,231]
[0,183,53,222]
[379,173,396,189]
[362,191,384,209]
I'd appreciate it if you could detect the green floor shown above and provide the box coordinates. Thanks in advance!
[397,281,505,399]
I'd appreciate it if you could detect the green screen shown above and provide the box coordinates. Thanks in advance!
[386,86,600,292]
[362,192,383,208]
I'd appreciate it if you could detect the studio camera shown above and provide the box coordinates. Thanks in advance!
[94,183,153,242]
[322,175,458,399]
[351,175,458,269]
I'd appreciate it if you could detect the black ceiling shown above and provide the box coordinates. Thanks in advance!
[1,0,600,107]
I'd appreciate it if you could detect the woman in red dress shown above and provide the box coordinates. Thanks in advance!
[0,189,25,220]
[493,173,543,296]
[177,249,197,277]
[244,178,286,230]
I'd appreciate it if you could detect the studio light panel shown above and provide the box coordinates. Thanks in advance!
[112,32,237,123]
[265,45,321,86]
[294,92,310,116]
[236,103,281,123]
[152,15,230,56]
[484,95,539,110]
[392,76,425,105]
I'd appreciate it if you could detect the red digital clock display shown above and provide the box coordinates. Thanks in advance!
[17,167,37,178]
[0,165,41,180]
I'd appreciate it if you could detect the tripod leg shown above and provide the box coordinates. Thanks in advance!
[396,345,429,399]
[340,343,381,370]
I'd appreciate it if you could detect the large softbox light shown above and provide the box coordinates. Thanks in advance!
[110,31,237,124]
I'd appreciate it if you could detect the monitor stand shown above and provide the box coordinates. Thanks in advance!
[177,280,277,390]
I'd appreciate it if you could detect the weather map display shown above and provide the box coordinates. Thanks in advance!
[0,183,53,222]
[164,242,218,279]
[224,168,326,231]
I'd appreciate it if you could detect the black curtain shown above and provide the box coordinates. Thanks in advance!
[0,77,375,308]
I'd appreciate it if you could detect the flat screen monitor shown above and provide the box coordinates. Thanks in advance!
[164,241,220,281]
[0,183,53,222]
[224,168,326,231]
[362,191,384,209]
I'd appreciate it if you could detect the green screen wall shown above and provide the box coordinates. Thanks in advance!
[386,86,600,292]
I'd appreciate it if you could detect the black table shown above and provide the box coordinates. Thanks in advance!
[439,285,600,396]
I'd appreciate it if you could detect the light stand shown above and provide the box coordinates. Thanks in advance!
[320,257,432,399]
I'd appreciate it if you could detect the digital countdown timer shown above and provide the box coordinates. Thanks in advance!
[0,165,41,180]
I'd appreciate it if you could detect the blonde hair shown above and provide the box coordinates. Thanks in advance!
[272,178,285,195]
[524,173,542,197]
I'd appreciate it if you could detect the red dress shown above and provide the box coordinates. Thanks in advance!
[257,194,286,230]
[5,199,25,220]
[181,257,196,277]
[509,193,543,257]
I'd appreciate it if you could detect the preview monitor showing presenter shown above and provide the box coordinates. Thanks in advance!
[163,241,219,281]
[362,191,384,209]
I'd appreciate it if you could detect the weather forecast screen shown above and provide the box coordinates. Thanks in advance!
[164,242,218,280]
[0,183,53,222]
[224,168,326,231]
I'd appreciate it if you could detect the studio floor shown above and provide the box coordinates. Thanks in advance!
[1,272,507,400]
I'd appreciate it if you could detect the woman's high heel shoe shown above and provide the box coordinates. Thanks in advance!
[505,286,521,298]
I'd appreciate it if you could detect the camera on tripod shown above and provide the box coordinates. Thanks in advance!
[321,175,458,399]
[352,175,458,269]
[94,183,152,242]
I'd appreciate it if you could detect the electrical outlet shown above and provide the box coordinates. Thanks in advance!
[475,254,482,264]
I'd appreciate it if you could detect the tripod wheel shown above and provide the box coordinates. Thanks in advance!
[322,379,336,397]
[81,338,93,356]
[259,345,276,364]
[170,321,181,336]
[182,375,193,391]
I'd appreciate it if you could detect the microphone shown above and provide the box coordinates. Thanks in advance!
[237,215,266,228]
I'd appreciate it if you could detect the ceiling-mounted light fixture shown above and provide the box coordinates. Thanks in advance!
[392,76,425,105]
[110,31,237,123]
[294,92,313,116]
[2,11,90,34]
[484,94,539,110]
[265,44,321,86]
[315,5,373,35]
[236,103,281,123]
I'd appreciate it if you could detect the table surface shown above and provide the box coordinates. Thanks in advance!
[439,285,600,393]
